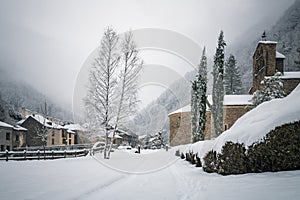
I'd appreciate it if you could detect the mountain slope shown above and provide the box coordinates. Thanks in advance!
[0,71,73,124]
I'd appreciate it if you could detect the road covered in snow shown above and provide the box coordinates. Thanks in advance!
[1,148,300,200]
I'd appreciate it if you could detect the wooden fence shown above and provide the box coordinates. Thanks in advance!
[0,149,89,161]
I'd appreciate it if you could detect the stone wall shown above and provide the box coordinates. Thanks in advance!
[283,79,300,95]
[223,105,253,131]
[169,112,191,146]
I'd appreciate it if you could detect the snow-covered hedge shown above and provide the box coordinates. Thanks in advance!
[202,121,300,175]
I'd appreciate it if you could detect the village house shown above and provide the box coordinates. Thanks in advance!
[18,114,75,147]
[0,121,27,151]
[169,39,300,146]
[63,123,89,144]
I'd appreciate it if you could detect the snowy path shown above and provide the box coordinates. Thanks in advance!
[1,149,300,200]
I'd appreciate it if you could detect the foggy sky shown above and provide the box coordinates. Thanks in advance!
[0,0,294,111]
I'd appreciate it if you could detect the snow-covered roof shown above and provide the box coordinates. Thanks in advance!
[108,133,122,139]
[281,71,300,79]
[168,105,191,116]
[13,125,27,131]
[212,83,300,152]
[21,114,64,129]
[169,95,252,115]
[276,51,285,59]
[64,123,85,131]
[17,119,25,125]
[258,41,277,44]
[138,134,147,140]
[223,95,253,106]
[0,121,14,129]
[67,129,75,134]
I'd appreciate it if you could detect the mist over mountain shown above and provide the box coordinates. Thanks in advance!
[0,69,73,124]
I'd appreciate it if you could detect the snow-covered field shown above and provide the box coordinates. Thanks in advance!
[1,149,300,200]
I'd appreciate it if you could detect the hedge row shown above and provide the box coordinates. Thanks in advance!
[203,121,300,175]
[175,150,202,167]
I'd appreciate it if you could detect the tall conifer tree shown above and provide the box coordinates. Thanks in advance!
[224,54,242,95]
[212,31,226,136]
[191,47,207,142]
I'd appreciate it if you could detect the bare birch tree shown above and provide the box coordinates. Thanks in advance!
[85,27,120,159]
[85,28,142,159]
[107,31,142,158]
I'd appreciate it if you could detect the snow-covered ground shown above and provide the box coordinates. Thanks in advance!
[1,149,300,200]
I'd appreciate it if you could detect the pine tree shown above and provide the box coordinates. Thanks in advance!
[224,54,242,95]
[212,31,226,136]
[252,72,286,107]
[191,47,207,142]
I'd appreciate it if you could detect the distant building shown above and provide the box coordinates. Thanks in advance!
[0,121,27,151]
[169,39,300,146]
[18,114,74,147]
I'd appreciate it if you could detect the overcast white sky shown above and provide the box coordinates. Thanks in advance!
[0,0,294,113]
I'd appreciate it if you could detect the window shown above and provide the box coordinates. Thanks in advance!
[16,135,20,142]
[69,139,72,145]
[52,131,55,137]
[52,138,55,145]
[69,133,71,138]
[6,132,10,141]
[1,145,5,151]
[224,124,228,131]
[6,146,10,151]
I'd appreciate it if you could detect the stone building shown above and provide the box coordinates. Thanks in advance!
[0,121,27,151]
[223,95,253,131]
[18,114,74,147]
[250,41,300,94]
[169,39,300,147]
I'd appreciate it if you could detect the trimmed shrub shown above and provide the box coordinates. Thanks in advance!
[180,152,185,159]
[203,150,218,173]
[190,153,196,165]
[247,121,300,172]
[203,121,300,175]
[195,153,202,167]
[217,141,247,175]
[175,149,180,157]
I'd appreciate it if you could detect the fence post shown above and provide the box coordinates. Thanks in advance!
[52,150,54,159]
[75,150,77,157]
[64,150,66,158]
[37,150,40,160]
[84,148,86,156]
[24,150,26,160]
[6,150,8,162]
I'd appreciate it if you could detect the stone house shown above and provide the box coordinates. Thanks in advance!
[0,121,27,151]
[169,39,300,146]
[18,114,74,147]
[63,123,89,144]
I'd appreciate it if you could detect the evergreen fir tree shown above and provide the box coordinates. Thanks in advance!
[212,31,226,135]
[252,72,286,107]
[224,54,242,95]
[191,47,207,142]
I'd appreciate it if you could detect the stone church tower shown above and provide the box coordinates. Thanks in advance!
[250,41,285,94]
